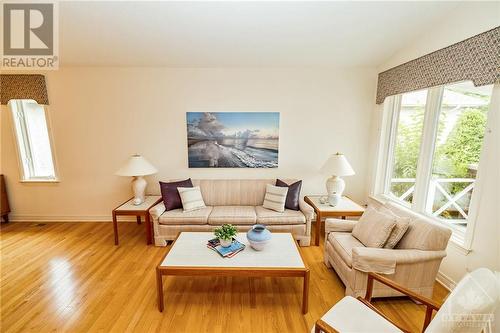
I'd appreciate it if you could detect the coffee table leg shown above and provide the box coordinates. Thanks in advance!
[315,211,321,246]
[156,268,164,312]
[302,269,310,314]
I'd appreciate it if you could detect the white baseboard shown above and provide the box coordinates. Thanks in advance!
[436,271,457,291]
[8,215,137,222]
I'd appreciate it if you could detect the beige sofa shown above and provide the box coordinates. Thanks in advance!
[149,179,314,247]
[324,197,452,298]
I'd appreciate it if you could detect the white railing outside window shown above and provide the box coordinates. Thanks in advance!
[390,178,475,231]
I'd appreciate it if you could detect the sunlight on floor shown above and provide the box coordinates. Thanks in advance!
[49,258,78,317]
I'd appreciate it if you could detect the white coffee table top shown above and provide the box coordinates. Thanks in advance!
[160,232,306,269]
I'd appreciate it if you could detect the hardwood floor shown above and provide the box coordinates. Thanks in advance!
[1,222,448,332]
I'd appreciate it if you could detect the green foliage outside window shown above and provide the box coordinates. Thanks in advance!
[391,105,488,218]
[434,108,487,178]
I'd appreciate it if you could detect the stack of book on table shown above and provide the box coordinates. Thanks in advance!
[207,238,245,258]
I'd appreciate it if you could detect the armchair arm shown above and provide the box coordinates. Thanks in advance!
[351,247,447,275]
[299,198,314,221]
[353,247,447,264]
[365,272,441,332]
[149,201,166,221]
[325,218,357,234]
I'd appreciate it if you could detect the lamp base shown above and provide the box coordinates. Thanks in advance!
[325,176,345,207]
[132,176,147,205]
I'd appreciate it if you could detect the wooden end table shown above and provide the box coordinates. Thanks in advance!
[304,195,365,246]
[156,232,310,314]
[112,195,162,245]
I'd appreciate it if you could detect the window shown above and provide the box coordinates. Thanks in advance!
[388,90,427,205]
[9,100,57,181]
[378,81,493,240]
[425,82,492,232]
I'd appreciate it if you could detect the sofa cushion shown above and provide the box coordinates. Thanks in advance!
[352,207,396,248]
[263,184,288,212]
[276,179,302,211]
[158,206,212,225]
[378,207,410,249]
[208,206,256,225]
[178,186,206,212]
[160,178,193,211]
[385,202,452,251]
[255,206,306,225]
[328,233,365,268]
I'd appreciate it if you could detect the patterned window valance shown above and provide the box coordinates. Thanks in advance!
[0,74,49,105]
[376,27,500,104]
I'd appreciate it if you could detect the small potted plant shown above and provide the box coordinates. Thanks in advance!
[214,224,237,247]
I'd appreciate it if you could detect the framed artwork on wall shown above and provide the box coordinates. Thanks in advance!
[186,112,279,168]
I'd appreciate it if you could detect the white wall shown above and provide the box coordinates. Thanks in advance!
[371,2,500,286]
[1,67,376,221]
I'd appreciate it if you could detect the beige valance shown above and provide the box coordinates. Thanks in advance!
[376,27,500,104]
[0,74,49,105]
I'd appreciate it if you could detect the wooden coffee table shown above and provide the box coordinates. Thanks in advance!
[156,232,310,314]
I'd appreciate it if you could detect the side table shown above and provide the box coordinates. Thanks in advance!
[112,195,162,245]
[304,195,365,246]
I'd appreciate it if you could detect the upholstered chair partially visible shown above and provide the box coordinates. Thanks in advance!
[314,268,499,333]
[324,198,452,298]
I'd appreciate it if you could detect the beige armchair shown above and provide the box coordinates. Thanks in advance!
[324,199,452,298]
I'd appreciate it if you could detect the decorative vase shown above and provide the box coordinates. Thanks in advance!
[329,192,341,207]
[219,238,233,248]
[246,224,272,251]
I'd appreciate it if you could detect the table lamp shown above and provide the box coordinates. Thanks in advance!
[115,154,158,205]
[320,153,355,206]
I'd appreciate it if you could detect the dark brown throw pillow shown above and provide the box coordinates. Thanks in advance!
[159,179,193,211]
[276,179,302,211]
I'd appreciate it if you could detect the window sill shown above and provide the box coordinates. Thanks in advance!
[448,234,472,255]
[20,178,60,183]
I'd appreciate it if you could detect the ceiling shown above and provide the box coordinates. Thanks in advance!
[59,1,466,67]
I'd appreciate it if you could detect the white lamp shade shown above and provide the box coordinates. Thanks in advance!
[321,153,355,176]
[115,155,158,177]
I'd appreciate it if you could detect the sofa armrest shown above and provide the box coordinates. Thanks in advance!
[325,218,357,234]
[352,247,447,275]
[149,201,166,222]
[299,198,314,221]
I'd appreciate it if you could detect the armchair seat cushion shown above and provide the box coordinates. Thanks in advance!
[315,296,402,333]
[208,206,256,225]
[158,206,212,225]
[255,206,306,225]
[328,233,365,268]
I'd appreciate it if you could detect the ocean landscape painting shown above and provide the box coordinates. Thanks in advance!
[186,112,279,168]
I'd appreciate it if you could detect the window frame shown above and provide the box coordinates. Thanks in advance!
[373,82,495,249]
[8,100,59,183]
